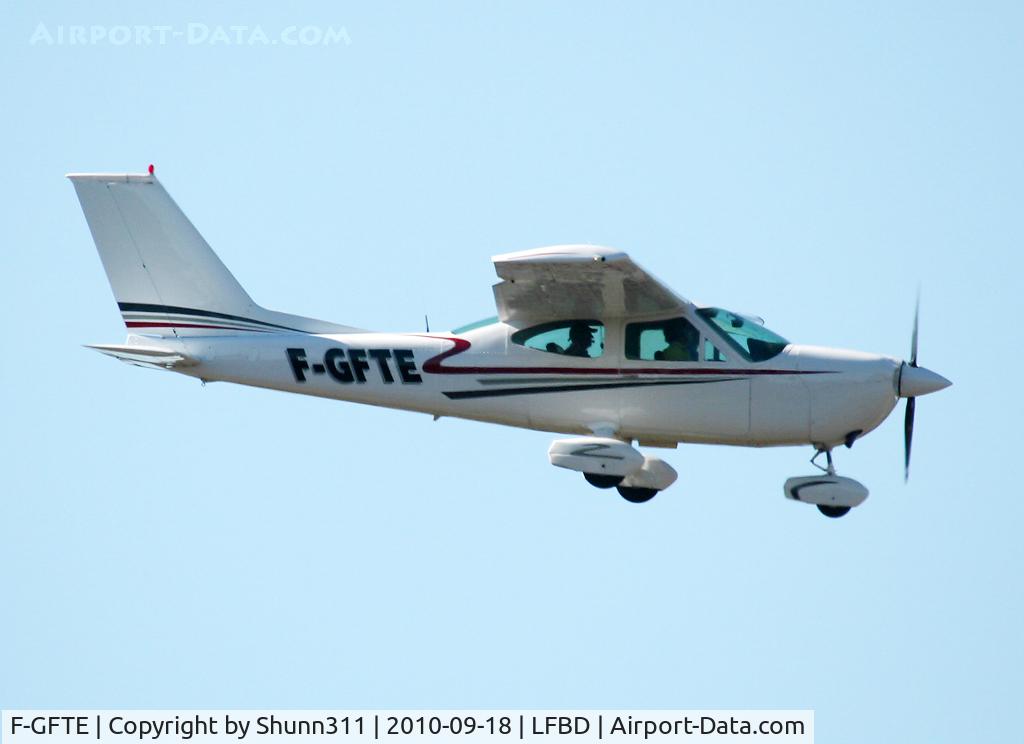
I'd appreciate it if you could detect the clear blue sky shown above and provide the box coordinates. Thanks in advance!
[1,2,1020,741]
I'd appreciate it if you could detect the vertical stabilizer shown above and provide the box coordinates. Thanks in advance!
[68,171,359,336]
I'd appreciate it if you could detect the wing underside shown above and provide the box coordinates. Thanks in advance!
[491,245,686,324]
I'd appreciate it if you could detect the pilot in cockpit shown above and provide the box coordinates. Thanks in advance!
[563,322,597,357]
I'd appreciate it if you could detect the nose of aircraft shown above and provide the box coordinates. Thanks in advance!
[898,363,952,398]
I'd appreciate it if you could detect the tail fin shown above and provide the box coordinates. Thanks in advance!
[68,171,358,336]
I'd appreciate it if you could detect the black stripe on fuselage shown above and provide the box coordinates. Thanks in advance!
[117,302,305,333]
[443,378,737,399]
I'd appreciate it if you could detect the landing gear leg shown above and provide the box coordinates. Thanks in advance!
[810,448,851,518]
[811,448,837,476]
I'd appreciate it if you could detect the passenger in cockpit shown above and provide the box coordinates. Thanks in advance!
[659,318,698,361]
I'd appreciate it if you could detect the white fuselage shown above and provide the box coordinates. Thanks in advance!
[171,320,901,450]
[68,173,950,511]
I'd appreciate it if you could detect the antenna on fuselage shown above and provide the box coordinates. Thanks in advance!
[424,314,430,332]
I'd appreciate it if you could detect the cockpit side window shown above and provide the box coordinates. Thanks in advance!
[511,320,605,358]
[704,338,727,362]
[625,317,700,361]
[696,307,789,362]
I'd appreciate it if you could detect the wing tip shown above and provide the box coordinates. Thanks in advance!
[492,244,627,264]
[66,172,156,183]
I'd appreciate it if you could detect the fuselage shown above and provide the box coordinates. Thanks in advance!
[171,317,901,450]
[69,173,951,514]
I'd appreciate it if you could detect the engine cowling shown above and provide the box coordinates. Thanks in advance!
[548,436,645,478]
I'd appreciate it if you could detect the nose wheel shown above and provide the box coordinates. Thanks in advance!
[784,448,868,518]
[813,449,850,517]
[817,504,851,518]
[811,451,850,517]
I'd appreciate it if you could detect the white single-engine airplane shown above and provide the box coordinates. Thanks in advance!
[70,169,951,517]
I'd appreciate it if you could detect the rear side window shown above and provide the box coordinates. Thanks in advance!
[511,320,605,358]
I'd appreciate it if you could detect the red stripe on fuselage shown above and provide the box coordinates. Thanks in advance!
[125,321,270,333]
[420,336,821,377]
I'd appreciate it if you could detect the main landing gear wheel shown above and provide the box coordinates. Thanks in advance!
[584,473,623,489]
[817,504,851,519]
[617,485,658,503]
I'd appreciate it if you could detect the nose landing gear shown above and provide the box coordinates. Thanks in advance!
[784,448,869,518]
[818,504,851,519]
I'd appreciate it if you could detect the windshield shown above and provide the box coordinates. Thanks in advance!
[696,307,789,362]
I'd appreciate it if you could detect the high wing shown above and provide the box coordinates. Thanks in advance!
[491,244,689,324]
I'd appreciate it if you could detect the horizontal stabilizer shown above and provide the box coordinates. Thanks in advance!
[86,343,198,370]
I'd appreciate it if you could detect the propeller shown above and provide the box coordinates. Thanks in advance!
[897,292,951,481]
[904,295,919,481]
